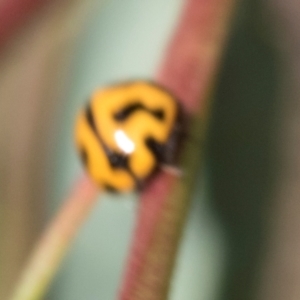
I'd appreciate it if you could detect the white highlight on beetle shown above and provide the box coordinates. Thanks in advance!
[115,130,135,154]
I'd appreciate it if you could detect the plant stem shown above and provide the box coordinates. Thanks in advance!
[119,0,236,299]
[9,175,98,300]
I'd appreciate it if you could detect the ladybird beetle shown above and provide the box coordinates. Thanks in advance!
[75,81,182,192]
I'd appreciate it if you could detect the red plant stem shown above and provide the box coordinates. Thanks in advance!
[121,173,176,298]
[159,0,234,114]
[0,0,45,47]
[119,0,235,299]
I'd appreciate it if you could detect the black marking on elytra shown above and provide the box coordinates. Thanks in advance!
[85,104,126,168]
[85,104,141,190]
[108,152,128,168]
[103,184,118,193]
[146,102,186,167]
[164,107,186,165]
[152,109,165,120]
[79,147,88,167]
[145,138,166,163]
[85,104,98,135]
[106,152,142,191]
[114,103,143,121]
[114,102,165,121]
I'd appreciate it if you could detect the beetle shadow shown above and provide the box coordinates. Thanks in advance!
[205,0,282,299]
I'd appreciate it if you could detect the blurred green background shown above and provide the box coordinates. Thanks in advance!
[1,0,297,299]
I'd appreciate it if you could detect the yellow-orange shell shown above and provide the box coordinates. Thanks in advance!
[75,81,179,192]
